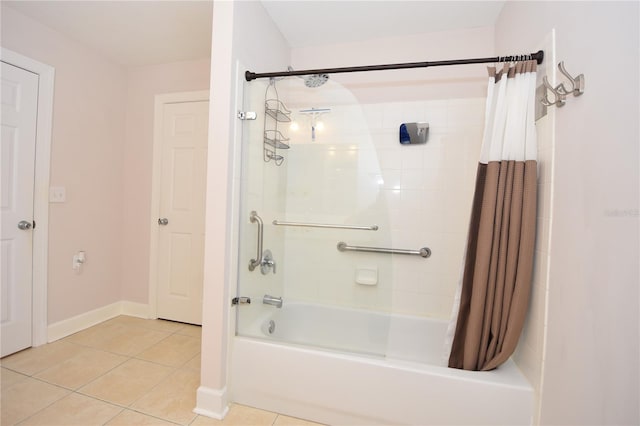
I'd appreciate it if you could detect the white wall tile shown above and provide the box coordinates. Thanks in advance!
[273,95,484,319]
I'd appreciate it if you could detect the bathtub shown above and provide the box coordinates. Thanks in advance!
[230,302,533,425]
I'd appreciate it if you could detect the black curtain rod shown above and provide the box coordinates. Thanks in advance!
[245,50,543,82]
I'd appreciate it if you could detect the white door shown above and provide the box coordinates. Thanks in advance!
[1,62,39,357]
[156,100,209,325]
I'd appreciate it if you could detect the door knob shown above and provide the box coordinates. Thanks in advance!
[158,218,169,226]
[17,220,33,230]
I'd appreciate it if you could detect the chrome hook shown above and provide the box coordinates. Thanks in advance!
[556,61,585,97]
[540,76,566,107]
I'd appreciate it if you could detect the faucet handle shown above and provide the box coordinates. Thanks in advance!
[260,249,276,275]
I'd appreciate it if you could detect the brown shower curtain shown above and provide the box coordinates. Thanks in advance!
[447,61,538,371]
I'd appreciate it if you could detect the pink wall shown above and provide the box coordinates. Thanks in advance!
[121,59,211,303]
[2,6,126,324]
[496,2,639,425]
[1,5,211,324]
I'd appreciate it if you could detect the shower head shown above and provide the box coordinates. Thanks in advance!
[302,74,329,88]
[287,66,329,88]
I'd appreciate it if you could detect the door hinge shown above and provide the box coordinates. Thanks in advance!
[237,111,257,120]
[231,296,251,306]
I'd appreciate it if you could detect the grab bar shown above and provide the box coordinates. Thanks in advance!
[337,241,431,258]
[273,220,378,231]
[248,211,264,271]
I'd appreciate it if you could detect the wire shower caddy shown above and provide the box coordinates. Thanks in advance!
[263,79,290,166]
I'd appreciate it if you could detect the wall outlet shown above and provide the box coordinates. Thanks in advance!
[49,187,66,203]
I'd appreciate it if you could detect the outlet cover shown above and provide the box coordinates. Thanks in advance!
[49,187,66,203]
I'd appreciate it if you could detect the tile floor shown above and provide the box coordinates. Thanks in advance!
[1,315,323,426]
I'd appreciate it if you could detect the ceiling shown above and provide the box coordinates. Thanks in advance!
[4,1,505,67]
[261,1,505,48]
[4,1,214,67]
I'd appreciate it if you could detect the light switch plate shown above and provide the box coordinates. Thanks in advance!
[49,187,66,203]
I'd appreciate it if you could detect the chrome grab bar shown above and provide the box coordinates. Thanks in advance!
[273,220,378,231]
[337,241,431,258]
[248,211,264,271]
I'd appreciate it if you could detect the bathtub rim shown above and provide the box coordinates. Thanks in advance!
[229,335,534,426]
[231,334,533,391]
[236,300,532,391]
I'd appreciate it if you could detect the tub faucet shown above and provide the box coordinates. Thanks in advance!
[263,294,283,308]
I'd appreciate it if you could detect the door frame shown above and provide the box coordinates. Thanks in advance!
[148,90,209,319]
[1,48,55,346]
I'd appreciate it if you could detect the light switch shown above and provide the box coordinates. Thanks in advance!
[49,187,66,203]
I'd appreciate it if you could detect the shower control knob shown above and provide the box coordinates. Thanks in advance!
[158,218,169,226]
[260,249,276,275]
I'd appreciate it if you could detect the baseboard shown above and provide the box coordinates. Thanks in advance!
[194,386,229,420]
[47,301,150,342]
[120,301,150,318]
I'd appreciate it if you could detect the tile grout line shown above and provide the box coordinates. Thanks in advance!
[124,366,199,425]
[67,320,200,424]
[11,378,72,426]
[114,407,184,426]
[99,405,127,426]
[3,318,202,426]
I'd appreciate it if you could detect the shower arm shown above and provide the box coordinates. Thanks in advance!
[248,211,264,271]
[245,51,544,81]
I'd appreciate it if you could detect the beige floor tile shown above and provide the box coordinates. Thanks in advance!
[190,415,222,425]
[190,404,278,426]
[35,347,127,389]
[20,392,121,425]
[175,323,202,338]
[105,409,176,425]
[79,358,173,406]
[72,322,171,356]
[191,407,325,426]
[0,377,70,425]
[0,340,82,376]
[64,321,125,348]
[131,368,199,424]
[104,316,185,333]
[103,326,171,356]
[136,334,200,367]
[182,353,201,372]
[274,414,326,425]
[1,367,28,391]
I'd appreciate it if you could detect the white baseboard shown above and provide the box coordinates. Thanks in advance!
[47,301,150,342]
[194,386,229,420]
[121,301,150,318]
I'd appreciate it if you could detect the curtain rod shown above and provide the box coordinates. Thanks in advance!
[245,50,543,82]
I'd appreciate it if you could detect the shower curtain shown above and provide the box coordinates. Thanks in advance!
[445,60,538,371]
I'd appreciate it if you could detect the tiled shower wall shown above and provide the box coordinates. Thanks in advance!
[279,95,486,319]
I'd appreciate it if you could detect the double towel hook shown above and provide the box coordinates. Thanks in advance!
[540,61,585,108]
[556,62,585,97]
[541,76,565,107]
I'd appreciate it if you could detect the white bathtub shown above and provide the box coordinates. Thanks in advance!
[230,302,533,425]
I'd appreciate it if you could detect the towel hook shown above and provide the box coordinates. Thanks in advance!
[540,76,566,107]
[556,61,585,97]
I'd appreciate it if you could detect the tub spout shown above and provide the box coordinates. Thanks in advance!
[263,294,283,308]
